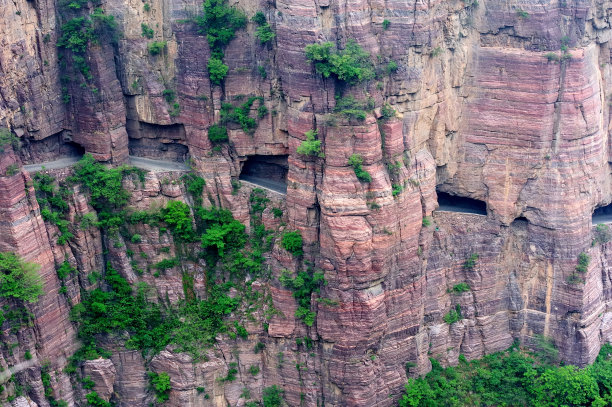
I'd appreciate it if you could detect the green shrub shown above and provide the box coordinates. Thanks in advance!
[516,8,529,18]
[252,11,266,25]
[576,252,590,273]
[57,17,95,53]
[297,130,324,158]
[143,2,150,11]
[249,365,260,375]
[254,342,265,353]
[386,60,398,74]
[85,392,111,407]
[443,304,462,324]
[333,95,373,120]
[272,208,283,218]
[195,0,246,56]
[422,216,431,227]
[544,52,559,62]
[258,65,267,78]
[381,103,396,119]
[208,124,229,143]
[305,39,375,84]
[148,372,171,402]
[452,283,470,293]
[56,261,75,280]
[220,96,263,133]
[255,23,275,44]
[221,362,238,382]
[382,19,390,30]
[162,89,175,103]
[199,207,247,257]
[24,350,32,360]
[207,57,229,84]
[281,231,303,256]
[279,269,326,326]
[0,129,19,153]
[463,253,479,270]
[148,41,166,55]
[262,385,284,407]
[141,23,154,38]
[162,201,195,241]
[348,154,372,183]
[0,253,43,303]
[82,376,95,389]
[154,258,179,271]
[595,224,611,244]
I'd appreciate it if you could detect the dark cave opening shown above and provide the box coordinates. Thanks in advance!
[20,132,85,164]
[593,203,612,224]
[239,155,288,194]
[436,190,487,215]
[126,121,188,162]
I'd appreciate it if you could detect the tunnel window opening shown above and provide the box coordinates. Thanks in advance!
[19,132,85,164]
[127,122,188,162]
[593,204,612,225]
[61,141,85,157]
[239,155,288,194]
[436,190,487,215]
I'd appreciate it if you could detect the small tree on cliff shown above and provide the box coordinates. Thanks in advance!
[0,253,43,303]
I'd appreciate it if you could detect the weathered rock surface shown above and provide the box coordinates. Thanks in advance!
[2,0,612,405]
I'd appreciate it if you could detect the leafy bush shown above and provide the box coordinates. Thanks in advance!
[0,129,19,152]
[333,95,373,120]
[86,392,111,407]
[57,17,95,53]
[0,253,43,303]
[281,231,303,256]
[262,385,284,407]
[279,269,326,326]
[207,57,229,84]
[255,24,275,44]
[386,60,398,74]
[141,23,154,38]
[148,372,171,403]
[56,261,75,280]
[576,252,590,273]
[381,103,396,119]
[463,253,479,270]
[249,365,260,375]
[208,124,229,143]
[162,201,195,241]
[382,19,390,30]
[148,41,166,55]
[195,0,246,57]
[305,39,375,84]
[451,283,470,293]
[199,207,247,257]
[443,304,462,324]
[220,96,263,133]
[296,130,324,158]
[348,154,372,183]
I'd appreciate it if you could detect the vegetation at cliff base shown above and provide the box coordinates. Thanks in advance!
[0,253,43,303]
[305,39,375,84]
[398,343,612,407]
[148,372,171,403]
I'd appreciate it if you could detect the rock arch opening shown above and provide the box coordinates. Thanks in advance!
[20,131,85,164]
[436,190,487,215]
[127,121,188,162]
[592,203,612,225]
[239,155,288,194]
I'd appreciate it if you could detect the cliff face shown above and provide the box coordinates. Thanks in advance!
[2,0,612,405]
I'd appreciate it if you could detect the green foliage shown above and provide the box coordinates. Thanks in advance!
[220,96,264,133]
[333,95,374,121]
[296,130,324,158]
[208,124,229,143]
[422,217,431,227]
[386,60,399,74]
[305,39,375,84]
[34,172,75,244]
[576,252,590,273]
[24,350,32,360]
[281,231,303,256]
[258,65,267,78]
[148,372,171,403]
[595,224,611,244]
[382,19,390,30]
[262,385,284,407]
[544,52,560,62]
[162,89,175,103]
[0,253,43,303]
[534,334,559,365]
[348,154,372,183]
[195,0,246,56]
[254,342,265,353]
[463,253,479,270]
[221,362,238,381]
[143,2,150,11]
[86,392,111,407]
[154,258,179,271]
[251,11,266,25]
[398,344,612,407]
[249,365,260,375]
[392,183,403,197]
[272,208,283,218]
[199,207,247,257]
[0,129,20,152]
[207,57,229,84]
[82,376,95,389]
[255,24,275,44]
[279,269,326,326]
[182,173,206,206]
[443,304,462,324]
[381,103,396,119]
[56,261,75,280]
[162,201,195,241]
[148,41,166,55]
[451,283,470,293]
[141,23,154,38]
[516,8,529,18]
[57,17,95,53]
